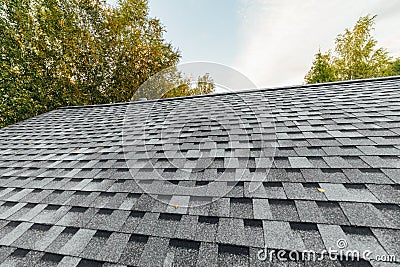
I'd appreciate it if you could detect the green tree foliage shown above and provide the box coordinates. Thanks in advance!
[305,15,394,84]
[304,50,336,84]
[334,15,391,80]
[1,0,214,128]
[389,58,400,76]
[161,73,215,99]
[132,67,215,101]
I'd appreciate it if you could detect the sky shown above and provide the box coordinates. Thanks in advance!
[106,0,400,89]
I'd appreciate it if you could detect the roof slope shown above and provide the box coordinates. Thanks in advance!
[0,77,399,266]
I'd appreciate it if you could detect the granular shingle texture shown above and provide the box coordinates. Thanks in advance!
[0,77,399,266]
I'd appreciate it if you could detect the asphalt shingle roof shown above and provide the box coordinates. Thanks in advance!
[0,77,399,266]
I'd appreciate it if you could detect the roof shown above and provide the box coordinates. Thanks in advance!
[0,76,399,266]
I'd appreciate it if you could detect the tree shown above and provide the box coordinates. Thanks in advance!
[101,0,182,103]
[389,58,400,76]
[132,67,215,100]
[194,73,215,95]
[305,50,336,84]
[305,15,394,84]
[0,0,213,128]
[160,73,215,99]
[334,15,392,80]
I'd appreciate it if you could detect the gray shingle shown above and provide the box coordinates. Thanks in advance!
[342,226,389,263]
[243,219,264,248]
[295,200,326,223]
[263,182,286,199]
[269,199,299,221]
[56,207,97,228]
[382,168,400,183]
[59,228,96,256]
[33,225,65,251]
[31,205,70,224]
[134,212,159,236]
[361,156,395,168]
[168,239,200,267]
[45,227,79,254]
[216,218,245,246]
[0,77,399,266]
[196,242,218,267]
[0,222,33,246]
[79,230,111,259]
[301,169,329,183]
[166,195,190,214]
[217,244,250,267]
[371,228,400,257]
[341,202,399,228]
[96,232,130,262]
[366,184,400,204]
[188,197,211,217]
[175,215,198,240]
[208,198,230,217]
[342,168,393,184]
[0,246,15,263]
[318,183,356,202]
[317,224,348,251]
[57,256,80,267]
[252,199,272,220]
[291,222,326,252]
[316,201,349,225]
[343,184,380,203]
[11,224,53,250]
[195,216,219,242]
[152,213,181,238]
[282,182,309,200]
[138,236,169,267]
[119,234,148,266]
[86,209,130,232]
[323,156,352,168]
[263,220,305,251]
[0,202,25,219]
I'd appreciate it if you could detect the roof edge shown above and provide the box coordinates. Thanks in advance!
[59,75,400,109]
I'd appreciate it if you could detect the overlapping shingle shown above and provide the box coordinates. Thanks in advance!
[0,77,399,266]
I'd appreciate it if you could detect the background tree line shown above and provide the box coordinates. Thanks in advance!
[305,15,400,84]
[0,0,214,128]
[2,6,398,129]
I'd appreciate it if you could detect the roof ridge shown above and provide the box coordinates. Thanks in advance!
[59,75,400,109]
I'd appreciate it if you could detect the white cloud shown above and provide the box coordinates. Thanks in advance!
[234,0,400,88]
